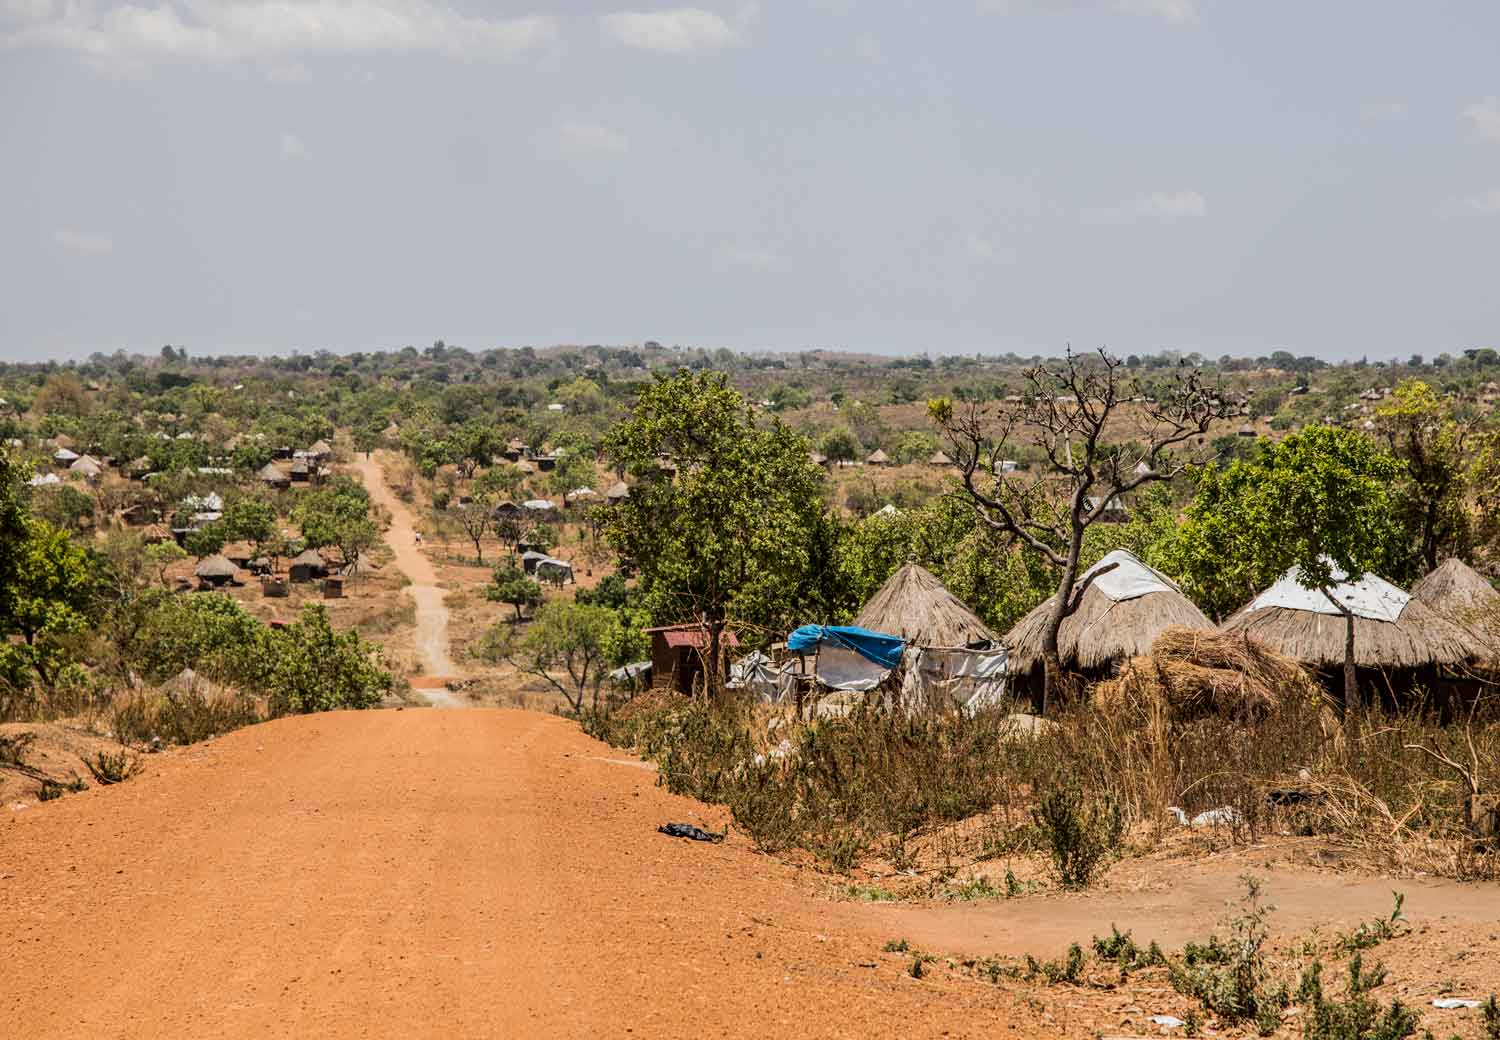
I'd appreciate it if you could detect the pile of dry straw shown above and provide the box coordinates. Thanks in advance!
[1091,625,1326,721]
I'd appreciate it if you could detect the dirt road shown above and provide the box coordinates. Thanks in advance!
[2,711,1041,1038]
[6,711,1498,1038]
[351,455,463,706]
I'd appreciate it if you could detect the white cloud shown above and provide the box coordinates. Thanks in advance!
[965,231,997,261]
[265,62,310,85]
[602,7,734,52]
[1463,99,1500,144]
[721,245,778,271]
[1113,0,1195,23]
[0,1,558,62]
[53,228,113,255]
[1136,189,1206,218]
[557,121,628,154]
[280,131,307,159]
[1464,188,1500,215]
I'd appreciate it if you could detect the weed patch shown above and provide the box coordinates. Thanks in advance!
[82,750,141,785]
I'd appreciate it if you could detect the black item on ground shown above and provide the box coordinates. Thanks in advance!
[658,822,725,843]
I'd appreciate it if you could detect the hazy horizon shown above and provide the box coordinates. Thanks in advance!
[5,1,1499,363]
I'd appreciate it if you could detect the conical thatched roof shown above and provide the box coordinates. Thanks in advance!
[195,554,238,579]
[290,548,327,568]
[1410,558,1500,614]
[606,480,629,501]
[928,451,953,466]
[853,562,997,647]
[258,462,289,483]
[70,455,103,476]
[1006,549,1212,674]
[1221,565,1472,669]
[866,449,890,465]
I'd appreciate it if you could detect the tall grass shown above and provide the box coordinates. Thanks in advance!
[585,691,1499,879]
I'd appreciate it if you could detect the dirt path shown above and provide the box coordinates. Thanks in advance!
[5,711,1498,1039]
[351,455,463,707]
[2,712,1043,1038]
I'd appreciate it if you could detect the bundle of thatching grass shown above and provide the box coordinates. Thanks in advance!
[1091,625,1325,721]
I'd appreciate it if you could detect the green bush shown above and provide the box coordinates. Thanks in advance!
[1031,778,1122,889]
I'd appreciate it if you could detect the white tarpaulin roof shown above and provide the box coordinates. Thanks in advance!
[1083,548,1181,603]
[1245,561,1409,623]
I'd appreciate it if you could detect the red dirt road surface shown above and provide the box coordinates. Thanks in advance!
[3,710,1049,1039]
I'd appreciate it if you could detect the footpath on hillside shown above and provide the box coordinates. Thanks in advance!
[350,454,464,707]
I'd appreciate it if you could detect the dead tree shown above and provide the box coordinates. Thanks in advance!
[932,347,1234,715]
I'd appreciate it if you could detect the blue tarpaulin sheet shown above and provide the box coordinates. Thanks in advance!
[787,625,906,669]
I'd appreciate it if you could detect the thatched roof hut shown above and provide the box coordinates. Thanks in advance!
[1006,549,1212,678]
[69,455,103,478]
[258,462,290,487]
[866,449,890,466]
[194,554,238,583]
[853,562,996,647]
[606,480,630,503]
[1410,558,1500,615]
[1220,565,1471,670]
[289,548,328,582]
[928,450,954,467]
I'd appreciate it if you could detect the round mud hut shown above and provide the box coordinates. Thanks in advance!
[1220,564,1472,705]
[1005,549,1212,701]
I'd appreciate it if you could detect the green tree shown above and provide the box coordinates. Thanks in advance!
[0,519,105,692]
[1373,379,1471,576]
[486,561,543,621]
[182,523,227,559]
[820,425,861,465]
[220,496,279,559]
[144,539,189,587]
[265,603,391,714]
[480,601,641,713]
[293,477,379,575]
[603,371,829,695]
[31,484,94,532]
[1166,425,1405,706]
[451,421,502,480]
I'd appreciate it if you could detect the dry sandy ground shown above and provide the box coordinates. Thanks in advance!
[6,709,1500,1039]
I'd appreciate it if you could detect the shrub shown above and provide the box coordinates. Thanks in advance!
[1297,952,1418,1040]
[82,750,140,785]
[1168,877,1289,1032]
[1032,778,1123,888]
[112,689,263,749]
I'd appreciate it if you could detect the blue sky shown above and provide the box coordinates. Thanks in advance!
[2,1,1498,361]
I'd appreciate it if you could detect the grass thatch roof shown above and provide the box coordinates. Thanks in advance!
[852,562,997,647]
[866,449,890,465]
[290,548,327,568]
[1006,554,1212,675]
[194,554,238,579]
[1221,583,1472,670]
[1092,626,1325,721]
[1410,558,1500,614]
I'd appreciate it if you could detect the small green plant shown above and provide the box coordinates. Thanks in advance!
[1169,876,1289,1029]
[1335,893,1407,954]
[1483,994,1499,1040]
[883,938,910,953]
[1024,943,1087,985]
[1031,778,1123,889]
[1092,925,1166,975]
[1298,951,1418,1040]
[82,750,140,785]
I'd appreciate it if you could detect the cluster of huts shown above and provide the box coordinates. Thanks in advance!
[621,548,1500,717]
